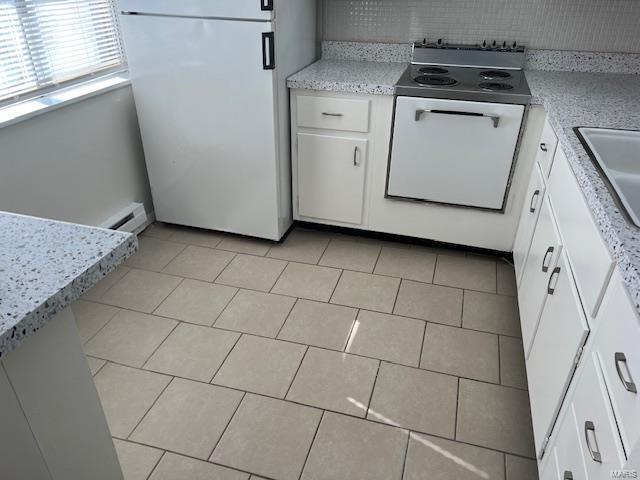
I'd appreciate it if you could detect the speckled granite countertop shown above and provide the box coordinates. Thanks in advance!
[526,70,640,312]
[0,212,136,358]
[287,60,406,95]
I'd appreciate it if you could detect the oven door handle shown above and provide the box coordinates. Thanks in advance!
[415,109,500,128]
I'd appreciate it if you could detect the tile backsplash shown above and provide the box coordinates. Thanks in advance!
[321,0,640,53]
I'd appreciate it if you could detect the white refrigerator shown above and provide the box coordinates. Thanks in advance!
[119,0,317,240]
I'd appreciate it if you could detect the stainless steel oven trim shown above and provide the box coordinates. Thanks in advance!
[384,96,530,213]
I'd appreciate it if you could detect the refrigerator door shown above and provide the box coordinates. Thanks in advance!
[119,0,274,20]
[121,14,282,239]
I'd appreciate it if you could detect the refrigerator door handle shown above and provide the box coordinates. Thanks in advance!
[261,0,274,11]
[262,32,275,70]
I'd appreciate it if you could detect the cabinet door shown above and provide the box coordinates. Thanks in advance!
[536,118,559,177]
[527,251,589,456]
[513,163,546,285]
[552,406,588,480]
[518,196,563,355]
[297,133,368,225]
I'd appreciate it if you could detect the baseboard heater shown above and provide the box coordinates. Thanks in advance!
[99,202,148,234]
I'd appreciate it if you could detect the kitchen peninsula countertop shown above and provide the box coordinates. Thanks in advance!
[288,59,640,312]
[0,212,136,358]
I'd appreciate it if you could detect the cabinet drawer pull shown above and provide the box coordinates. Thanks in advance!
[541,246,554,272]
[615,352,638,393]
[540,143,548,152]
[563,471,573,480]
[547,267,561,295]
[529,189,541,213]
[584,421,603,463]
[353,146,360,166]
[322,112,343,117]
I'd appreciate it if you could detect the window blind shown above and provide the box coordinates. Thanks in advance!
[0,0,124,103]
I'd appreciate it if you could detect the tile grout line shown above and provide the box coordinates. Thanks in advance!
[327,268,345,306]
[208,331,244,384]
[210,286,243,329]
[140,320,181,371]
[454,376,461,441]
[364,360,382,416]
[125,374,176,441]
[206,391,247,461]
[417,320,428,368]
[283,345,310,399]
[144,450,166,480]
[274,297,300,340]
[399,427,412,480]
[297,410,325,480]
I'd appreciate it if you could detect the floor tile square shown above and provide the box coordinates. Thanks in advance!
[130,378,243,459]
[213,335,306,398]
[420,323,499,383]
[216,254,287,291]
[434,255,497,293]
[403,432,505,480]
[330,270,400,313]
[217,235,273,256]
[286,348,378,416]
[506,455,539,480]
[301,412,407,480]
[100,269,181,313]
[319,240,381,273]
[457,379,535,457]
[267,229,330,264]
[215,289,295,337]
[373,247,436,282]
[271,262,341,302]
[93,363,171,438]
[368,363,457,438]
[394,280,463,326]
[162,245,235,282]
[462,290,521,337]
[87,356,106,375]
[497,261,518,296]
[346,310,424,366]
[166,226,225,249]
[85,310,177,367]
[124,237,185,272]
[211,394,322,480]
[500,336,528,389]
[154,279,237,326]
[82,265,130,301]
[113,439,163,480]
[149,452,248,480]
[71,300,119,343]
[277,300,357,351]
[144,323,240,382]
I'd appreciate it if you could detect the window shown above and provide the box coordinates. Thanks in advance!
[0,0,124,103]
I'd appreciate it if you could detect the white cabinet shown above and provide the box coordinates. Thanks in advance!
[297,133,368,225]
[513,162,546,285]
[297,95,371,132]
[572,354,626,477]
[536,118,559,177]
[527,251,589,456]
[551,406,588,480]
[593,270,640,455]
[518,196,563,354]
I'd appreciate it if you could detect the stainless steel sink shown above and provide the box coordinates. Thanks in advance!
[576,127,640,228]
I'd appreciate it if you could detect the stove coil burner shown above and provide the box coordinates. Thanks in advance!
[479,70,512,80]
[418,66,449,75]
[479,81,514,91]
[414,75,457,86]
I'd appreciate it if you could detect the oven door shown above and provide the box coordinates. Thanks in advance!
[387,96,525,210]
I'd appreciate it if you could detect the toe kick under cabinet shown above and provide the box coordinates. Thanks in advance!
[515,116,640,478]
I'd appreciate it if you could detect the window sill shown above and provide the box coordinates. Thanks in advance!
[0,73,131,130]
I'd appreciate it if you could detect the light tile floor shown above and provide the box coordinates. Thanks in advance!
[76,223,539,480]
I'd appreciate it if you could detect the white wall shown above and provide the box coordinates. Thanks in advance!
[0,85,153,227]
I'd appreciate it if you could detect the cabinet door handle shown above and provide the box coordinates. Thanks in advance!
[584,421,602,463]
[529,189,541,213]
[353,146,360,166]
[322,112,343,117]
[540,143,548,152]
[547,266,561,295]
[541,246,554,272]
[615,352,638,393]
[563,471,573,480]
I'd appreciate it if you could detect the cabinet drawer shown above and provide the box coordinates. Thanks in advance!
[518,196,563,355]
[514,162,546,286]
[548,147,614,320]
[536,118,559,177]
[551,407,588,480]
[297,133,367,225]
[594,270,640,455]
[297,96,371,132]
[572,354,625,477]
